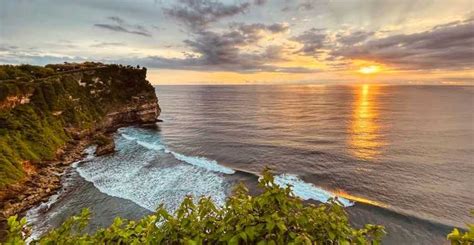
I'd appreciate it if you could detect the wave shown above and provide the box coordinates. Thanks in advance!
[76,163,229,212]
[77,128,376,213]
[120,132,235,174]
[25,168,80,242]
[119,129,361,206]
[120,133,136,141]
[74,139,229,212]
[25,193,61,242]
[136,140,166,151]
[274,174,353,207]
[169,152,235,174]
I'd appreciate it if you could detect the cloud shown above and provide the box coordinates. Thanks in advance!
[126,55,316,73]
[291,28,327,56]
[163,0,250,29]
[228,22,289,40]
[94,16,152,37]
[117,24,316,73]
[90,42,126,48]
[298,1,315,11]
[254,0,267,6]
[179,27,286,69]
[281,0,328,12]
[335,30,374,45]
[118,21,296,72]
[0,45,18,52]
[0,52,86,66]
[330,16,474,70]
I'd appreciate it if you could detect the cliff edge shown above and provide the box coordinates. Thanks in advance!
[0,62,160,219]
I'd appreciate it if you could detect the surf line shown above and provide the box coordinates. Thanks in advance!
[119,132,385,208]
[121,133,235,174]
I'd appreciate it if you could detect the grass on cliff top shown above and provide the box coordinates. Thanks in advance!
[5,170,387,244]
[0,63,156,188]
[0,64,56,81]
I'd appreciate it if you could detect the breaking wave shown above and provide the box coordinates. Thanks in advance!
[120,130,234,174]
[74,132,230,212]
[274,174,353,207]
[74,127,358,213]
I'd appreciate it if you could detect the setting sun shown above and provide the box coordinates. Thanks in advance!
[358,65,381,74]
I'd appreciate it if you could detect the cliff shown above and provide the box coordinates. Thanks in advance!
[0,62,160,193]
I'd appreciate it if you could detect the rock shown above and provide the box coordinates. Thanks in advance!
[94,134,116,156]
[95,144,115,156]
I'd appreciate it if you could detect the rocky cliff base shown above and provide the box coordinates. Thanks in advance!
[0,124,159,240]
[0,62,161,239]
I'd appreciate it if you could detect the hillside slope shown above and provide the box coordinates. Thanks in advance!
[0,63,160,188]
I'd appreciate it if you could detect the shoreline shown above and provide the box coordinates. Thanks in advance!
[0,136,93,239]
[2,127,461,243]
[0,122,159,239]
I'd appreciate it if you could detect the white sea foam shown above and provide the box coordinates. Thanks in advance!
[119,129,235,174]
[136,140,166,151]
[76,160,228,212]
[77,128,347,217]
[25,193,60,242]
[169,152,235,174]
[121,133,136,141]
[25,169,79,242]
[274,174,353,207]
[75,130,230,212]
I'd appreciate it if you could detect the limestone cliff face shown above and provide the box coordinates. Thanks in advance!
[104,96,160,128]
[0,63,161,235]
[0,93,33,110]
[0,63,161,187]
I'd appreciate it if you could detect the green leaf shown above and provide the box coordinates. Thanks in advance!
[229,235,240,245]
[277,222,287,232]
[239,231,248,242]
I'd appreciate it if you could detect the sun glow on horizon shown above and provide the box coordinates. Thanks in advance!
[358,65,381,74]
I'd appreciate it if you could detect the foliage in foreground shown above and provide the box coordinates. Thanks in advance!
[4,171,386,244]
[447,211,474,245]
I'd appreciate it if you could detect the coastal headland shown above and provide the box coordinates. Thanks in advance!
[0,62,160,237]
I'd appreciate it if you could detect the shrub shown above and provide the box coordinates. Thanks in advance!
[4,170,385,244]
[447,227,474,245]
[447,211,474,245]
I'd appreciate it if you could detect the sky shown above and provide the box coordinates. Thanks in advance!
[0,0,473,85]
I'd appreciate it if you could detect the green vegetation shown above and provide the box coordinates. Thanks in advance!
[4,171,386,244]
[447,211,474,245]
[0,63,156,187]
[0,65,55,81]
[448,226,474,245]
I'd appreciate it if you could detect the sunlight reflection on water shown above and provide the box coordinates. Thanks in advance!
[349,84,384,160]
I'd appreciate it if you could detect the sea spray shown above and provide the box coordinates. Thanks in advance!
[74,131,229,213]
[119,127,352,207]
[119,128,235,174]
[169,152,235,174]
[274,174,353,207]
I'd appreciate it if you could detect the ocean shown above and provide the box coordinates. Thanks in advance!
[27,84,474,244]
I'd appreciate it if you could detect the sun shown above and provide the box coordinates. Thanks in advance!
[358,65,380,74]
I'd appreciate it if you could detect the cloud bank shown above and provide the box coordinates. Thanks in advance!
[94,16,152,37]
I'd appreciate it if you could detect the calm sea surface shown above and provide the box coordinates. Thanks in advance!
[27,85,474,244]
